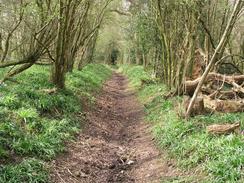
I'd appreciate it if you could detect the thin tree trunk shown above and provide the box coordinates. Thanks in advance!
[186,0,243,118]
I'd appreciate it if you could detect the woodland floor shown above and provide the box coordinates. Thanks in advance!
[50,73,184,183]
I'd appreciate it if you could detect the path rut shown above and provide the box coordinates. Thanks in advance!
[50,73,181,183]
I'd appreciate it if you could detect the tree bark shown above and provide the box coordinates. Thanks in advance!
[51,0,67,89]
[185,0,244,118]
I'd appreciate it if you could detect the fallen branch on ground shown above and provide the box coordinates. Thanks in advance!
[207,122,240,135]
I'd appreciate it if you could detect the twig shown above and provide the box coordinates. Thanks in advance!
[55,170,66,183]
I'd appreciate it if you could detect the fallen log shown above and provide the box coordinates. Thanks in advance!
[215,99,244,113]
[185,79,200,96]
[39,88,57,94]
[185,1,244,118]
[203,88,242,99]
[207,73,244,85]
[209,90,241,100]
[184,96,205,116]
[185,73,244,96]
[202,95,216,112]
[203,95,244,113]
[207,122,240,135]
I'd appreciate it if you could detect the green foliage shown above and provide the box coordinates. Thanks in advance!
[118,65,151,88]
[12,118,79,159]
[0,64,112,181]
[0,159,48,183]
[122,65,244,183]
[150,97,244,183]
[0,95,21,109]
[133,10,159,54]
[17,108,39,120]
[67,64,112,93]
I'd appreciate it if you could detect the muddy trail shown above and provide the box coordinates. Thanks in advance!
[50,73,182,183]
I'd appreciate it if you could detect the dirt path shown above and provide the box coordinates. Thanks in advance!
[50,73,182,183]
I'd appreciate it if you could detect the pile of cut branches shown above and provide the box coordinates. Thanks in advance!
[184,72,244,114]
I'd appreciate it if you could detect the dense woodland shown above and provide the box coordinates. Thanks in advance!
[0,0,244,182]
[0,0,243,114]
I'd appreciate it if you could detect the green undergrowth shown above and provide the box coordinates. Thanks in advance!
[120,65,244,183]
[118,64,151,88]
[0,64,112,182]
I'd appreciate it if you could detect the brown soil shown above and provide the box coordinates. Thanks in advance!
[50,73,183,183]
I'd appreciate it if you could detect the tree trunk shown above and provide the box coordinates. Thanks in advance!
[186,0,243,118]
[51,0,67,89]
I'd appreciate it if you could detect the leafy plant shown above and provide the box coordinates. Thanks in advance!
[0,95,21,109]
[0,159,48,183]
[17,108,39,120]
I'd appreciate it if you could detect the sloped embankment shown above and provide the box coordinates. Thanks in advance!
[120,65,244,183]
[0,64,112,182]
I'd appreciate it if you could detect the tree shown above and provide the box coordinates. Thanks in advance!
[0,0,113,88]
[186,0,244,118]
